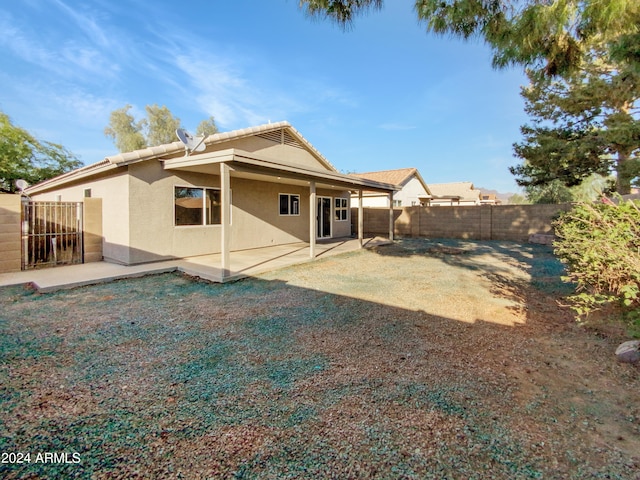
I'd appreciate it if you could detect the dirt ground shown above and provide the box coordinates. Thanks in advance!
[1,238,639,479]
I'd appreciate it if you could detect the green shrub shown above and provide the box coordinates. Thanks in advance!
[553,199,640,320]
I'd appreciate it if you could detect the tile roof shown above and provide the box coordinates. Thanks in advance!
[105,121,337,172]
[428,182,481,202]
[26,122,345,194]
[350,168,418,186]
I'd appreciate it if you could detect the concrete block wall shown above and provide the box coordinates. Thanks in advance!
[0,194,22,273]
[353,203,572,242]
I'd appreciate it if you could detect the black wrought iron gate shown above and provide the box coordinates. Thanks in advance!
[21,201,83,269]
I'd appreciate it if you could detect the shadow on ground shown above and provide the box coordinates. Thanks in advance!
[1,239,638,479]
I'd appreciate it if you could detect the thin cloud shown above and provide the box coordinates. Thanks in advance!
[0,13,55,70]
[173,53,266,127]
[51,0,112,48]
[0,10,117,80]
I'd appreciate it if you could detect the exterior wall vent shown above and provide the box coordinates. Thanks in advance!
[256,130,282,144]
[256,129,305,150]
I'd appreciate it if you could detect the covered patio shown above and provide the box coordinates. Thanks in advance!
[162,147,398,279]
[0,236,391,292]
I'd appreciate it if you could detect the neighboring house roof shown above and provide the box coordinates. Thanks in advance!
[349,168,432,197]
[480,193,501,205]
[26,121,397,195]
[428,182,481,203]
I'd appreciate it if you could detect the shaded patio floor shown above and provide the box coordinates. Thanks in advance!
[0,237,391,292]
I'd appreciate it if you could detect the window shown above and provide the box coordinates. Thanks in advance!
[175,187,221,226]
[393,200,402,207]
[84,188,92,198]
[279,194,300,216]
[334,197,348,221]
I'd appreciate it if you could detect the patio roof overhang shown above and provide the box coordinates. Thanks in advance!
[161,148,399,193]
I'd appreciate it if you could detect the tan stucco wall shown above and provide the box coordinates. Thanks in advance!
[0,194,22,273]
[124,160,352,264]
[27,139,352,265]
[127,161,221,263]
[29,172,129,264]
[83,198,103,263]
[208,136,329,170]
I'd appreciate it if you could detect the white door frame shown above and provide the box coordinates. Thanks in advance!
[316,196,332,239]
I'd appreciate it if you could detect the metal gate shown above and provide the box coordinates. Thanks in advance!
[21,201,83,269]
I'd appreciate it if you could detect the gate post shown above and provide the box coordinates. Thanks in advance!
[83,198,103,263]
[0,194,22,273]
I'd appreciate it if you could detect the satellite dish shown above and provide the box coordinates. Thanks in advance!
[176,128,206,155]
[15,179,29,193]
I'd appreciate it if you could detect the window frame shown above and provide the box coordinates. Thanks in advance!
[334,197,348,221]
[174,185,224,227]
[279,193,300,216]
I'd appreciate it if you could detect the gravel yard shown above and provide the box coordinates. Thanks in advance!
[1,238,638,479]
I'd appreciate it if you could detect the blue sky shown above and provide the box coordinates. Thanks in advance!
[0,0,530,193]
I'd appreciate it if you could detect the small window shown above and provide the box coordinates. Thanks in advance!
[84,188,92,198]
[393,200,402,207]
[279,194,300,216]
[334,197,348,221]
[175,186,221,226]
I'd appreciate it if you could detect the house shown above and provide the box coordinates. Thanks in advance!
[25,122,397,276]
[427,182,482,206]
[350,168,432,207]
[479,193,501,205]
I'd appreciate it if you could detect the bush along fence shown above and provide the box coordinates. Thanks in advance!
[352,204,573,242]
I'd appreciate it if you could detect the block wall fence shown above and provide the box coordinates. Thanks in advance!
[352,204,573,242]
[0,194,22,273]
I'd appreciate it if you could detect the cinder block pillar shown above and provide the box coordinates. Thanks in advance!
[480,205,492,240]
[0,194,22,273]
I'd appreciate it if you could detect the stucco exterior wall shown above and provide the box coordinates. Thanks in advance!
[395,177,429,206]
[124,160,351,264]
[208,136,328,170]
[26,136,353,265]
[29,172,129,263]
[83,198,103,263]
[352,194,389,208]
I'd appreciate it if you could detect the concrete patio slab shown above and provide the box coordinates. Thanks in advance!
[0,237,391,292]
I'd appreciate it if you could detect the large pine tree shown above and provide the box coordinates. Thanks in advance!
[511,55,640,194]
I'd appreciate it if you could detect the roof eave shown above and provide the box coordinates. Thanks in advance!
[24,160,117,195]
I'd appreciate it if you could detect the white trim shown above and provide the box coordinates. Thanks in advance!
[317,196,332,239]
[334,197,349,222]
[278,193,301,216]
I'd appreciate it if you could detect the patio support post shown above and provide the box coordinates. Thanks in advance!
[309,181,316,258]
[220,162,231,278]
[358,189,363,248]
[388,191,394,241]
